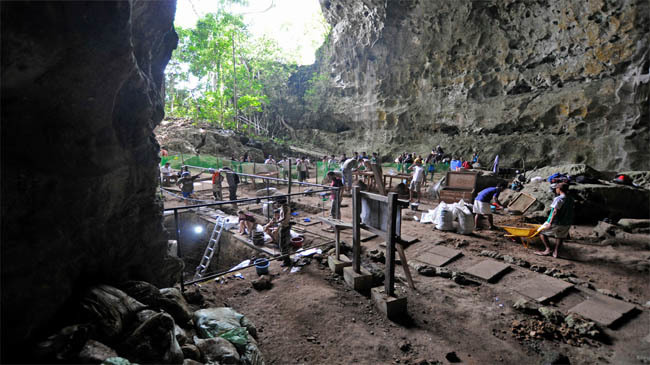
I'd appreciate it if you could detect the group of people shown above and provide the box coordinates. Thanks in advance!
[161,164,241,206]
[473,181,574,258]
[264,154,313,182]
[237,197,293,266]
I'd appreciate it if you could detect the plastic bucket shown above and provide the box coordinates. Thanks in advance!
[254,258,269,276]
[450,160,461,171]
[291,236,304,249]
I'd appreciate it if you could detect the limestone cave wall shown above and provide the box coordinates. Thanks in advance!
[291,0,649,170]
[1,0,181,355]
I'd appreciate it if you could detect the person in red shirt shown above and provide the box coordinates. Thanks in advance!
[461,159,472,169]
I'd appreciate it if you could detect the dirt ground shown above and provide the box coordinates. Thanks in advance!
[165,171,650,364]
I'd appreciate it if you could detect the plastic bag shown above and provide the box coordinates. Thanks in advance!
[220,327,249,346]
[452,199,474,234]
[435,202,454,231]
[428,176,446,200]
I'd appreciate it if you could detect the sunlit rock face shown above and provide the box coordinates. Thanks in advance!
[295,0,649,170]
[1,0,180,355]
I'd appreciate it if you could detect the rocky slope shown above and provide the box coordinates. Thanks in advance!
[1,1,181,358]
[287,0,649,170]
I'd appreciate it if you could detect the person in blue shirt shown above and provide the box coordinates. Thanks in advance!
[473,182,507,230]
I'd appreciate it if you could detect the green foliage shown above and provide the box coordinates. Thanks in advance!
[304,72,329,113]
[165,3,329,139]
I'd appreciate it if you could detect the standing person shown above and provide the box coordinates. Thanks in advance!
[211,168,223,200]
[327,155,338,172]
[473,182,507,230]
[353,151,360,161]
[360,151,369,160]
[297,158,307,182]
[241,152,249,162]
[223,167,239,207]
[535,183,574,258]
[276,197,292,267]
[341,157,358,194]
[161,162,173,186]
[176,170,203,205]
[425,152,436,182]
[303,156,311,180]
[407,159,425,203]
[160,147,169,157]
[327,171,343,219]
[370,152,379,164]
[264,155,276,164]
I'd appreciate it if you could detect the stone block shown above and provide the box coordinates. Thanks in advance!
[371,287,407,319]
[328,255,351,274]
[343,266,373,292]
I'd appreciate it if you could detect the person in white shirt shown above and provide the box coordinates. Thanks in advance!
[341,158,358,193]
[407,159,425,203]
[264,155,276,164]
[161,162,173,186]
[297,158,308,182]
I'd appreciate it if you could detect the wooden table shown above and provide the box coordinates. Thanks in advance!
[315,216,352,260]
[353,170,375,185]
[383,173,412,189]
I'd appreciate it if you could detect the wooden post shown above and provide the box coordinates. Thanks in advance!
[288,159,292,206]
[352,186,361,273]
[385,192,398,296]
[335,228,341,260]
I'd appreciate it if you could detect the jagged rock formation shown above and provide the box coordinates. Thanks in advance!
[1,1,181,358]
[289,0,649,171]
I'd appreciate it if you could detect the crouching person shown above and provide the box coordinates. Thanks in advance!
[238,210,256,237]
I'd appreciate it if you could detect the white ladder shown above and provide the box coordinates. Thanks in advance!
[194,216,225,280]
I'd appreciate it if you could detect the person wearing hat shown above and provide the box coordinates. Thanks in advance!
[535,182,574,258]
[407,159,425,203]
[176,169,203,204]
[211,168,224,200]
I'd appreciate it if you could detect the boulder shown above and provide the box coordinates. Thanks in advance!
[194,336,240,364]
[183,359,203,365]
[33,324,90,362]
[175,324,190,346]
[183,286,205,306]
[159,288,194,326]
[181,344,202,362]
[79,285,147,340]
[119,281,164,307]
[251,275,273,291]
[527,164,603,181]
[193,307,258,340]
[519,179,650,223]
[618,218,650,231]
[121,312,183,364]
[77,339,119,363]
[618,171,650,190]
